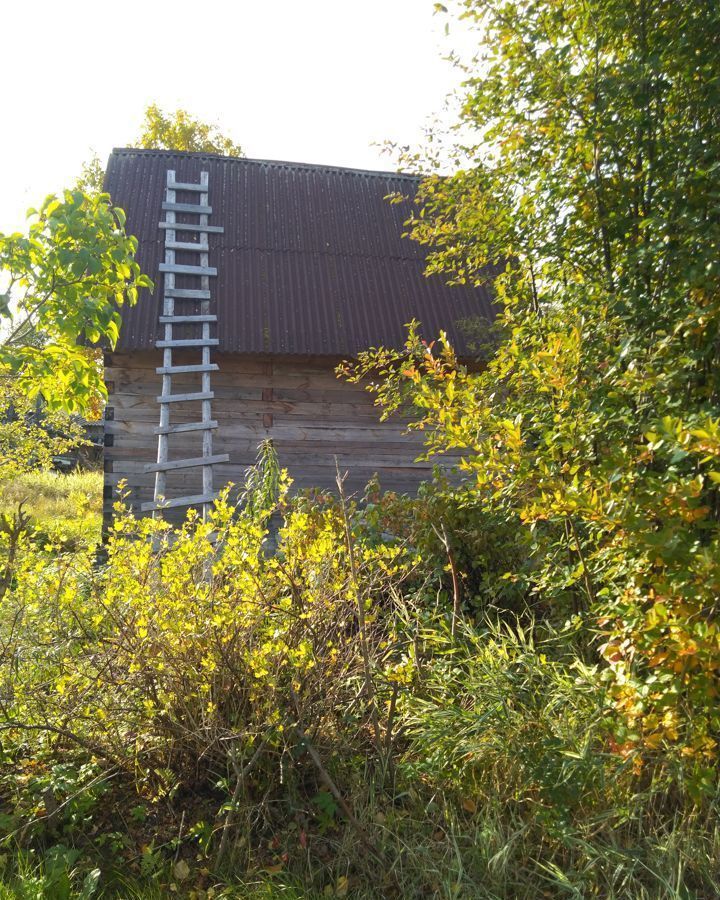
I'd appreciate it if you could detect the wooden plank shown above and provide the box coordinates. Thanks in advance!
[109,370,365,396]
[106,415,422,444]
[108,361,369,390]
[104,339,455,519]
[114,450,436,470]
[154,420,219,435]
[144,453,230,473]
[109,392,407,419]
[109,383,391,406]
[159,222,224,234]
[159,263,217,276]
[156,339,219,348]
[167,181,207,192]
[107,443,440,470]
[106,425,429,456]
[107,353,345,375]
[108,445,434,472]
[114,465,437,488]
[108,459,445,488]
[158,315,217,324]
[164,241,206,252]
[162,202,212,214]
[109,395,394,422]
[156,363,219,375]
[157,391,214,403]
[110,459,438,478]
[140,492,218,512]
[164,288,211,299]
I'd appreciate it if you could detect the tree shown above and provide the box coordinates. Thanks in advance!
[133,104,244,157]
[348,0,720,779]
[0,191,152,414]
[75,106,244,196]
[0,378,86,475]
[74,154,105,195]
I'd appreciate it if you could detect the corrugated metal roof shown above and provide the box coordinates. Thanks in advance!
[105,148,498,356]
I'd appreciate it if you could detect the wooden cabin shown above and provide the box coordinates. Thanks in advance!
[102,149,497,525]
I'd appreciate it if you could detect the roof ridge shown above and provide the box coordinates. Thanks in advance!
[110,147,424,181]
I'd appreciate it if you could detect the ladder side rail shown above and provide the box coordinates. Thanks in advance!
[199,171,214,520]
[154,169,177,512]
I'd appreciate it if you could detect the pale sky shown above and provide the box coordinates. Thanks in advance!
[1,0,470,235]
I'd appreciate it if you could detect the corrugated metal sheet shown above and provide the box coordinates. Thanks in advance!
[105,148,498,356]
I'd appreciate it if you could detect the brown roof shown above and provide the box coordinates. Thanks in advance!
[105,148,498,356]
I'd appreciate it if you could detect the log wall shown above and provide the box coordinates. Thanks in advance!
[103,352,446,526]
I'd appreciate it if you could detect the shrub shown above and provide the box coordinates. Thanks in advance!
[1,461,719,896]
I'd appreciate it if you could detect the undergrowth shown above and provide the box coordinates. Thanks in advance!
[0,453,718,898]
[0,469,101,549]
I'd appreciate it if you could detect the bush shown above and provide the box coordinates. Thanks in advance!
[0,470,102,549]
[1,458,719,896]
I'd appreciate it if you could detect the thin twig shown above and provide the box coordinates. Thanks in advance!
[289,686,382,863]
[334,460,382,756]
[216,737,268,863]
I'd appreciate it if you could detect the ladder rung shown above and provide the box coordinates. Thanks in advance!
[156,391,214,403]
[164,241,206,252]
[162,202,212,215]
[141,492,218,512]
[156,339,219,348]
[159,222,224,234]
[154,420,219,435]
[167,181,207,192]
[145,453,229,474]
[159,263,217,276]
[156,364,219,374]
[164,288,211,299]
[159,315,217,324]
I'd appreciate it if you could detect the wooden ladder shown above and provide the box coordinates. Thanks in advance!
[141,169,229,519]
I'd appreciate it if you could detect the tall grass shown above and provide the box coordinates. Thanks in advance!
[0,469,102,547]
[1,473,719,897]
[397,619,720,898]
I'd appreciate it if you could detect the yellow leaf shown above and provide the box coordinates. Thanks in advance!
[173,859,190,881]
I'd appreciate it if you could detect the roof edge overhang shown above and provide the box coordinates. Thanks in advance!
[107,147,426,183]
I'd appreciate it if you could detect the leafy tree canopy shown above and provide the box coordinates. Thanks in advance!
[133,103,244,157]
[75,106,244,196]
[348,0,720,780]
[0,191,152,414]
[73,155,105,195]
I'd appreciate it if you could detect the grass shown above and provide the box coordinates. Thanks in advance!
[1,472,719,898]
[0,469,102,548]
[0,847,321,899]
